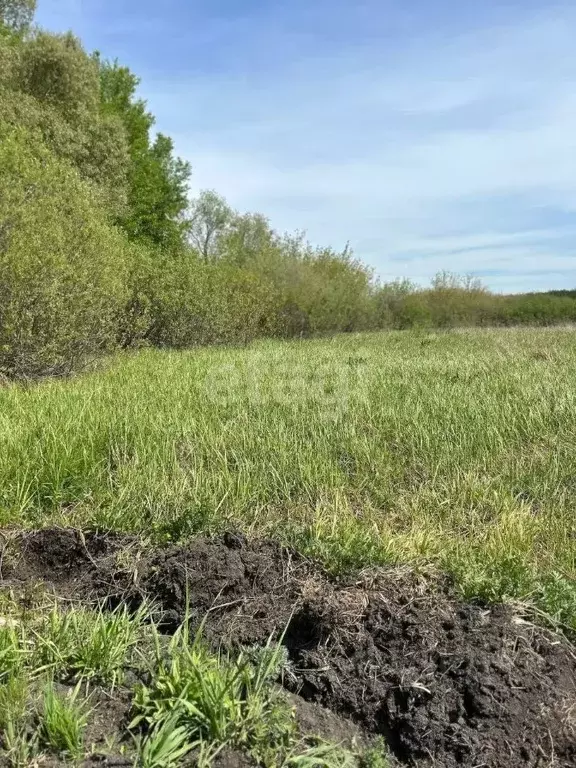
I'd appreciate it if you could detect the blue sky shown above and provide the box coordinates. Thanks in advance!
[36,0,576,292]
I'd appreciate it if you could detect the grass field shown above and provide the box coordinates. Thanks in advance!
[1,327,575,628]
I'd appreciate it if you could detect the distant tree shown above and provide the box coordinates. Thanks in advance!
[0,0,35,35]
[431,270,484,293]
[187,189,233,260]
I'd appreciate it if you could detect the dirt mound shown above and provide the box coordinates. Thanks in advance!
[288,587,576,767]
[112,531,309,640]
[0,527,117,585]
[2,528,575,767]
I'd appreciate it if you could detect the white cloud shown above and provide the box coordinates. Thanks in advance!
[389,229,576,256]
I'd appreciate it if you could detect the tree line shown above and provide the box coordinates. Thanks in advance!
[1,1,575,379]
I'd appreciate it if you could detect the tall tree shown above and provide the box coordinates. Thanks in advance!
[220,212,276,266]
[97,58,191,248]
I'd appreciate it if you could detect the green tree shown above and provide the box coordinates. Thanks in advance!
[127,131,190,247]
[17,31,100,120]
[1,30,130,215]
[97,58,191,248]
[219,211,277,267]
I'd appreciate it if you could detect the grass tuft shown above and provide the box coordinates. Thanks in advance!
[131,621,296,765]
[34,603,147,686]
[39,682,88,759]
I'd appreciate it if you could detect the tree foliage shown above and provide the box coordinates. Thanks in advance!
[1,29,130,215]
[97,58,190,247]
[0,125,129,377]
[17,31,100,119]
[187,189,233,260]
[0,0,35,35]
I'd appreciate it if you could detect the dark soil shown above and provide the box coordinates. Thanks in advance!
[207,749,258,768]
[2,528,575,768]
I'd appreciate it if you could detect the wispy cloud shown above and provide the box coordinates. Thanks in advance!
[36,0,576,291]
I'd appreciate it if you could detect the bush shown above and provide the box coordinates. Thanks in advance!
[373,273,576,331]
[501,294,576,326]
[1,30,130,217]
[0,125,130,377]
[205,263,279,344]
[127,254,278,349]
[253,237,375,337]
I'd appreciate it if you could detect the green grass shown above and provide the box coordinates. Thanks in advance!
[34,603,148,687]
[39,682,89,760]
[132,620,355,767]
[0,328,575,626]
[0,599,373,766]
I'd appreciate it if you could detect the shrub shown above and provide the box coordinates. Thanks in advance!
[0,124,130,378]
[129,254,278,349]
[206,263,279,344]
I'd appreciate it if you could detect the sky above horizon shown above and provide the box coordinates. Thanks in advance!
[36,0,576,293]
